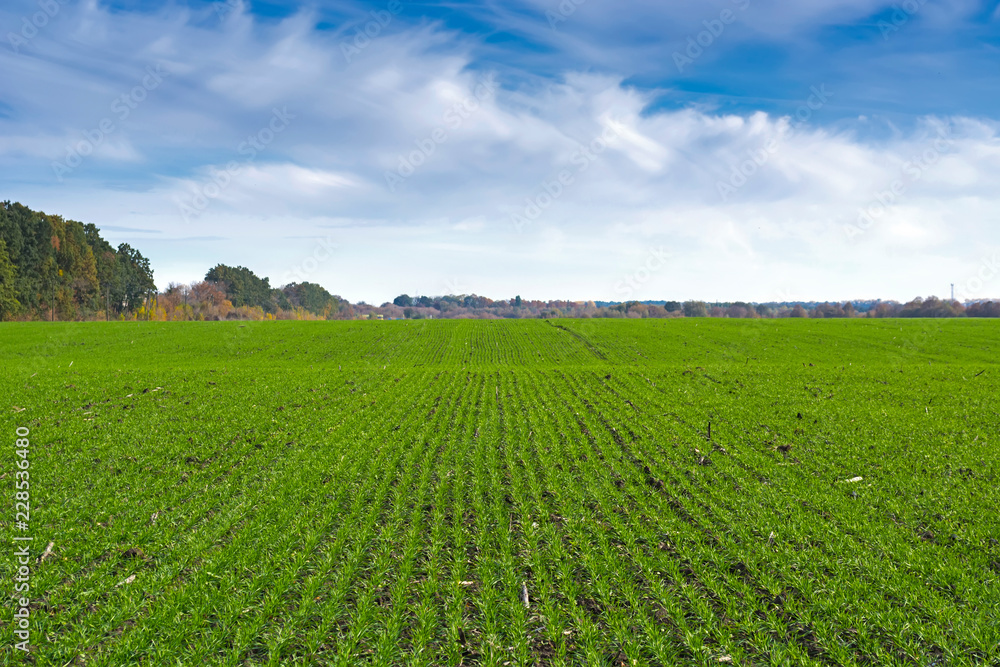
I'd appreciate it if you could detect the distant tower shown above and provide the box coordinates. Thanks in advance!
[951,283,955,301]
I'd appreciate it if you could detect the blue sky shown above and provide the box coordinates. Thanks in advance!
[2,0,999,303]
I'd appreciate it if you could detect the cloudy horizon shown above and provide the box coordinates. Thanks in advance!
[2,0,999,304]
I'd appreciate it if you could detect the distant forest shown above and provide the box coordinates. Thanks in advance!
[1,200,998,321]
[0,201,155,321]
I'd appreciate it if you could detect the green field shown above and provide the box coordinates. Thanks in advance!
[1,319,998,666]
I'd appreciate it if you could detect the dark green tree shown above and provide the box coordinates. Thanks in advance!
[682,300,708,317]
[83,222,119,314]
[114,243,156,314]
[282,282,339,316]
[0,201,153,319]
[206,264,274,312]
[0,239,19,319]
[272,288,292,312]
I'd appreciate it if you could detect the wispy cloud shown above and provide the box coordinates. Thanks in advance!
[98,225,162,234]
[0,0,997,302]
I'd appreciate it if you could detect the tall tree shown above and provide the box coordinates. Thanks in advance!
[114,243,156,314]
[282,282,340,317]
[0,201,154,319]
[0,239,19,320]
[683,301,709,317]
[206,264,274,312]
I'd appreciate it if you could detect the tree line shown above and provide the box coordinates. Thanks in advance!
[1,200,996,321]
[0,201,155,320]
[0,202,350,322]
[371,294,999,320]
[155,265,349,321]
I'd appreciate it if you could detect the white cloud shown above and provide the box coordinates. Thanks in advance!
[1,2,998,302]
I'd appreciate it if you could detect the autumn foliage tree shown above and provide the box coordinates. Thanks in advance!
[967,301,1000,317]
[0,201,154,320]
